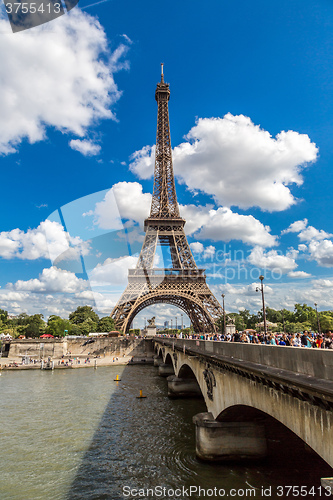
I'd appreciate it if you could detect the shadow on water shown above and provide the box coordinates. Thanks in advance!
[66,364,333,500]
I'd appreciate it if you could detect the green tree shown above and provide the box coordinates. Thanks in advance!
[293,303,315,324]
[266,308,282,324]
[78,318,97,335]
[69,306,99,325]
[129,328,140,335]
[227,313,246,331]
[319,314,333,332]
[25,314,45,338]
[97,317,115,332]
[0,309,8,324]
[46,316,72,337]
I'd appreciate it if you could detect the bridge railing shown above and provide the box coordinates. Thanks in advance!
[155,337,333,381]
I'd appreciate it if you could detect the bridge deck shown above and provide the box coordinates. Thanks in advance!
[155,338,333,407]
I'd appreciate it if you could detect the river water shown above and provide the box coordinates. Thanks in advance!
[0,364,331,500]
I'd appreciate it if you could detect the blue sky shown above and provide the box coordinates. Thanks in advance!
[1,0,333,325]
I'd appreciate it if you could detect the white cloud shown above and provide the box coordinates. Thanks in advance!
[0,10,129,155]
[189,242,204,254]
[282,219,332,242]
[0,220,88,262]
[288,271,311,278]
[282,219,308,234]
[224,282,273,296]
[113,182,152,227]
[9,267,87,293]
[179,204,214,235]
[89,255,137,286]
[298,244,307,252]
[181,205,276,247]
[130,145,155,179]
[69,139,101,156]
[190,242,215,262]
[308,240,333,267]
[313,279,333,289]
[130,114,318,212]
[299,226,332,242]
[90,182,152,230]
[87,183,275,248]
[248,246,298,273]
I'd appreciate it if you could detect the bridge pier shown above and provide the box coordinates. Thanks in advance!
[158,363,175,377]
[193,412,267,462]
[153,355,162,367]
[167,375,202,398]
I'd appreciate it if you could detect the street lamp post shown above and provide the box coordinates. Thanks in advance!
[176,317,178,331]
[171,319,173,333]
[221,294,226,336]
[181,314,183,330]
[256,275,267,336]
[314,303,321,335]
[282,310,286,334]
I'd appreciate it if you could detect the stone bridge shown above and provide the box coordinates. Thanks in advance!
[154,338,333,483]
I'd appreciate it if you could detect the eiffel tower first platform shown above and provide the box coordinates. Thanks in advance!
[111,66,223,333]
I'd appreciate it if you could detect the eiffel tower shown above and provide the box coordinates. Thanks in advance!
[111,65,223,333]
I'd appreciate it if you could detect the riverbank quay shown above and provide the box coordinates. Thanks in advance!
[0,338,155,371]
[0,355,154,371]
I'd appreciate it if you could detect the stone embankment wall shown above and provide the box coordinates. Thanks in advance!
[6,337,154,360]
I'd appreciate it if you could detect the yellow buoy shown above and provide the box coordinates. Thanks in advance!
[136,389,147,399]
[114,374,121,381]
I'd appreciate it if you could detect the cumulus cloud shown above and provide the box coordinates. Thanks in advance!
[299,227,332,242]
[282,219,308,235]
[298,244,307,252]
[86,182,276,247]
[130,114,318,211]
[227,282,273,296]
[313,279,333,289]
[9,267,87,293]
[308,240,333,267]
[190,242,215,262]
[189,242,204,254]
[113,182,152,226]
[287,271,311,278]
[0,9,129,155]
[69,139,101,156]
[181,205,277,247]
[282,219,332,242]
[89,255,138,286]
[90,182,152,230]
[0,220,89,262]
[248,246,298,273]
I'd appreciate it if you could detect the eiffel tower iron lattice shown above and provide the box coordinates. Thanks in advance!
[110,66,223,333]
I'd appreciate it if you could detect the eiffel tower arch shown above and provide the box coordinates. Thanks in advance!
[111,66,223,333]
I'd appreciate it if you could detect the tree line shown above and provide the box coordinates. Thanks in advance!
[1,302,332,338]
[218,303,333,333]
[0,306,115,338]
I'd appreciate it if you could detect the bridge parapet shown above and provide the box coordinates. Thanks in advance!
[155,337,333,380]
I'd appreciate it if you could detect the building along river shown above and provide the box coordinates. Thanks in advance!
[0,364,331,500]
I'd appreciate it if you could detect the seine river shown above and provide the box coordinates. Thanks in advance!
[0,365,331,500]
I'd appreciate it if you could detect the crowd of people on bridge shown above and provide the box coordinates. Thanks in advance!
[157,330,333,348]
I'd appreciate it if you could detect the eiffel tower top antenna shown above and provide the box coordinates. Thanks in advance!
[149,64,181,219]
